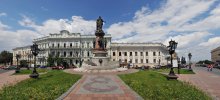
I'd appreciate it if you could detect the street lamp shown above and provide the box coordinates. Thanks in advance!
[15,54,21,73]
[167,39,178,80]
[177,57,180,74]
[30,43,40,78]
[188,53,192,71]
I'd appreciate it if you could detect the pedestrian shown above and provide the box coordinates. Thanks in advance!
[210,64,213,71]
[207,64,210,71]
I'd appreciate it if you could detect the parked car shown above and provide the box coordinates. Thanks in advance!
[39,66,47,68]
[52,66,64,70]
[3,65,17,70]
[0,66,5,69]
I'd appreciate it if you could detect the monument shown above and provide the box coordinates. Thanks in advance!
[81,16,120,70]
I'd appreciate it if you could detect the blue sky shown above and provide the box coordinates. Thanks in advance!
[0,0,163,30]
[1,0,220,61]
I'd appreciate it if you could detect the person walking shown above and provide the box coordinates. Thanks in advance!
[207,64,210,71]
[210,64,213,71]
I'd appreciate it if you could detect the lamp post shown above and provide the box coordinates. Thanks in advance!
[188,53,192,71]
[167,39,178,80]
[15,54,21,73]
[177,57,180,74]
[30,43,40,78]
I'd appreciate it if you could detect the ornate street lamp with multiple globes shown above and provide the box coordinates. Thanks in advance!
[29,43,40,78]
[188,53,192,71]
[15,54,21,73]
[167,39,178,80]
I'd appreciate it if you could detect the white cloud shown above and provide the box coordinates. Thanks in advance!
[164,31,210,49]
[199,37,220,47]
[18,15,36,27]
[107,0,216,42]
[107,0,218,61]
[0,22,39,51]
[19,16,96,35]
[0,12,7,17]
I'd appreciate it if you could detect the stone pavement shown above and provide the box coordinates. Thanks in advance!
[63,74,143,100]
[0,70,29,89]
[177,66,220,100]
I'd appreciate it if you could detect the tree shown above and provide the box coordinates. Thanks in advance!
[20,60,28,68]
[47,54,55,67]
[0,50,13,65]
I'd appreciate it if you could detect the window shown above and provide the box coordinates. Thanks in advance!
[130,59,132,63]
[70,51,72,56]
[70,43,72,47]
[124,52,127,56]
[135,59,138,63]
[82,51,84,57]
[153,52,156,56]
[64,52,66,57]
[87,51,90,57]
[146,59,148,63]
[52,43,54,47]
[119,52,121,56]
[76,43,78,47]
[87,42,90,48]
[58,43,60,48]
[82,43,84,48]
[57,52,60,57]
[130,52,132,56]
[64,43,66,48]
[113,52,115,56]
[146,52,148,56]
[113,59,115,61]
[154,59,156,63]
[140,52,143,56]
[125,59,127,63]
[159,52,160,56]
[141,59,143,63]
[135,52,138,56]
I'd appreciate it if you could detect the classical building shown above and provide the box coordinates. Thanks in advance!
[13,30,168,67]
[211,46,220,63]
[12,45,34,65]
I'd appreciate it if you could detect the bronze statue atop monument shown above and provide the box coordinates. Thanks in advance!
[93,16,107,51]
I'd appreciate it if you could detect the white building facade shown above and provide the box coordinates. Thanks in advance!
[13,30,168,67]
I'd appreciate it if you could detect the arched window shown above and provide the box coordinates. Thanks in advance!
[64,43,66,48]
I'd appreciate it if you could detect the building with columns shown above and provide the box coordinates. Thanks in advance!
[13,30,168,67]
[211,46,220,63]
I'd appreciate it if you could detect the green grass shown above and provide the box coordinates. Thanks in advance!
[119,70,211,100]
[154,68,195,74]
[13,68,48,75]
[0,70,82,100]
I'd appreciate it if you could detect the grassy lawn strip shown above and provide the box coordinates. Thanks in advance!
[119,70,211,100]
[0,70,81,100]
[13,68,48,75]
[154,68,195,74]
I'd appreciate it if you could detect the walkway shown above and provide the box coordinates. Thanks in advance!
[0,70,29,89]
[63,69,143,100]
[178,66,220,100]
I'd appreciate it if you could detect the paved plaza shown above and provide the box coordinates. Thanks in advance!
[63,73,143,100]
[178,66,220,100]
[0,70,29,89]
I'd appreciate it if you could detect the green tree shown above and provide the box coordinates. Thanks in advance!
[0,50,13,65]
[20,60,28,67]
[47,54,55,67]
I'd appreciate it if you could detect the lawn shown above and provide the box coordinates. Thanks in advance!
[13,68,48,75]
[154,68,195,74]
[0,70,82,100]
[119,70,211,100]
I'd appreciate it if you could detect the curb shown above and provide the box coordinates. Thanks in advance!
[56,75,84,100]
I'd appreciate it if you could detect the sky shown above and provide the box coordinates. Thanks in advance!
[1,0,220,61]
